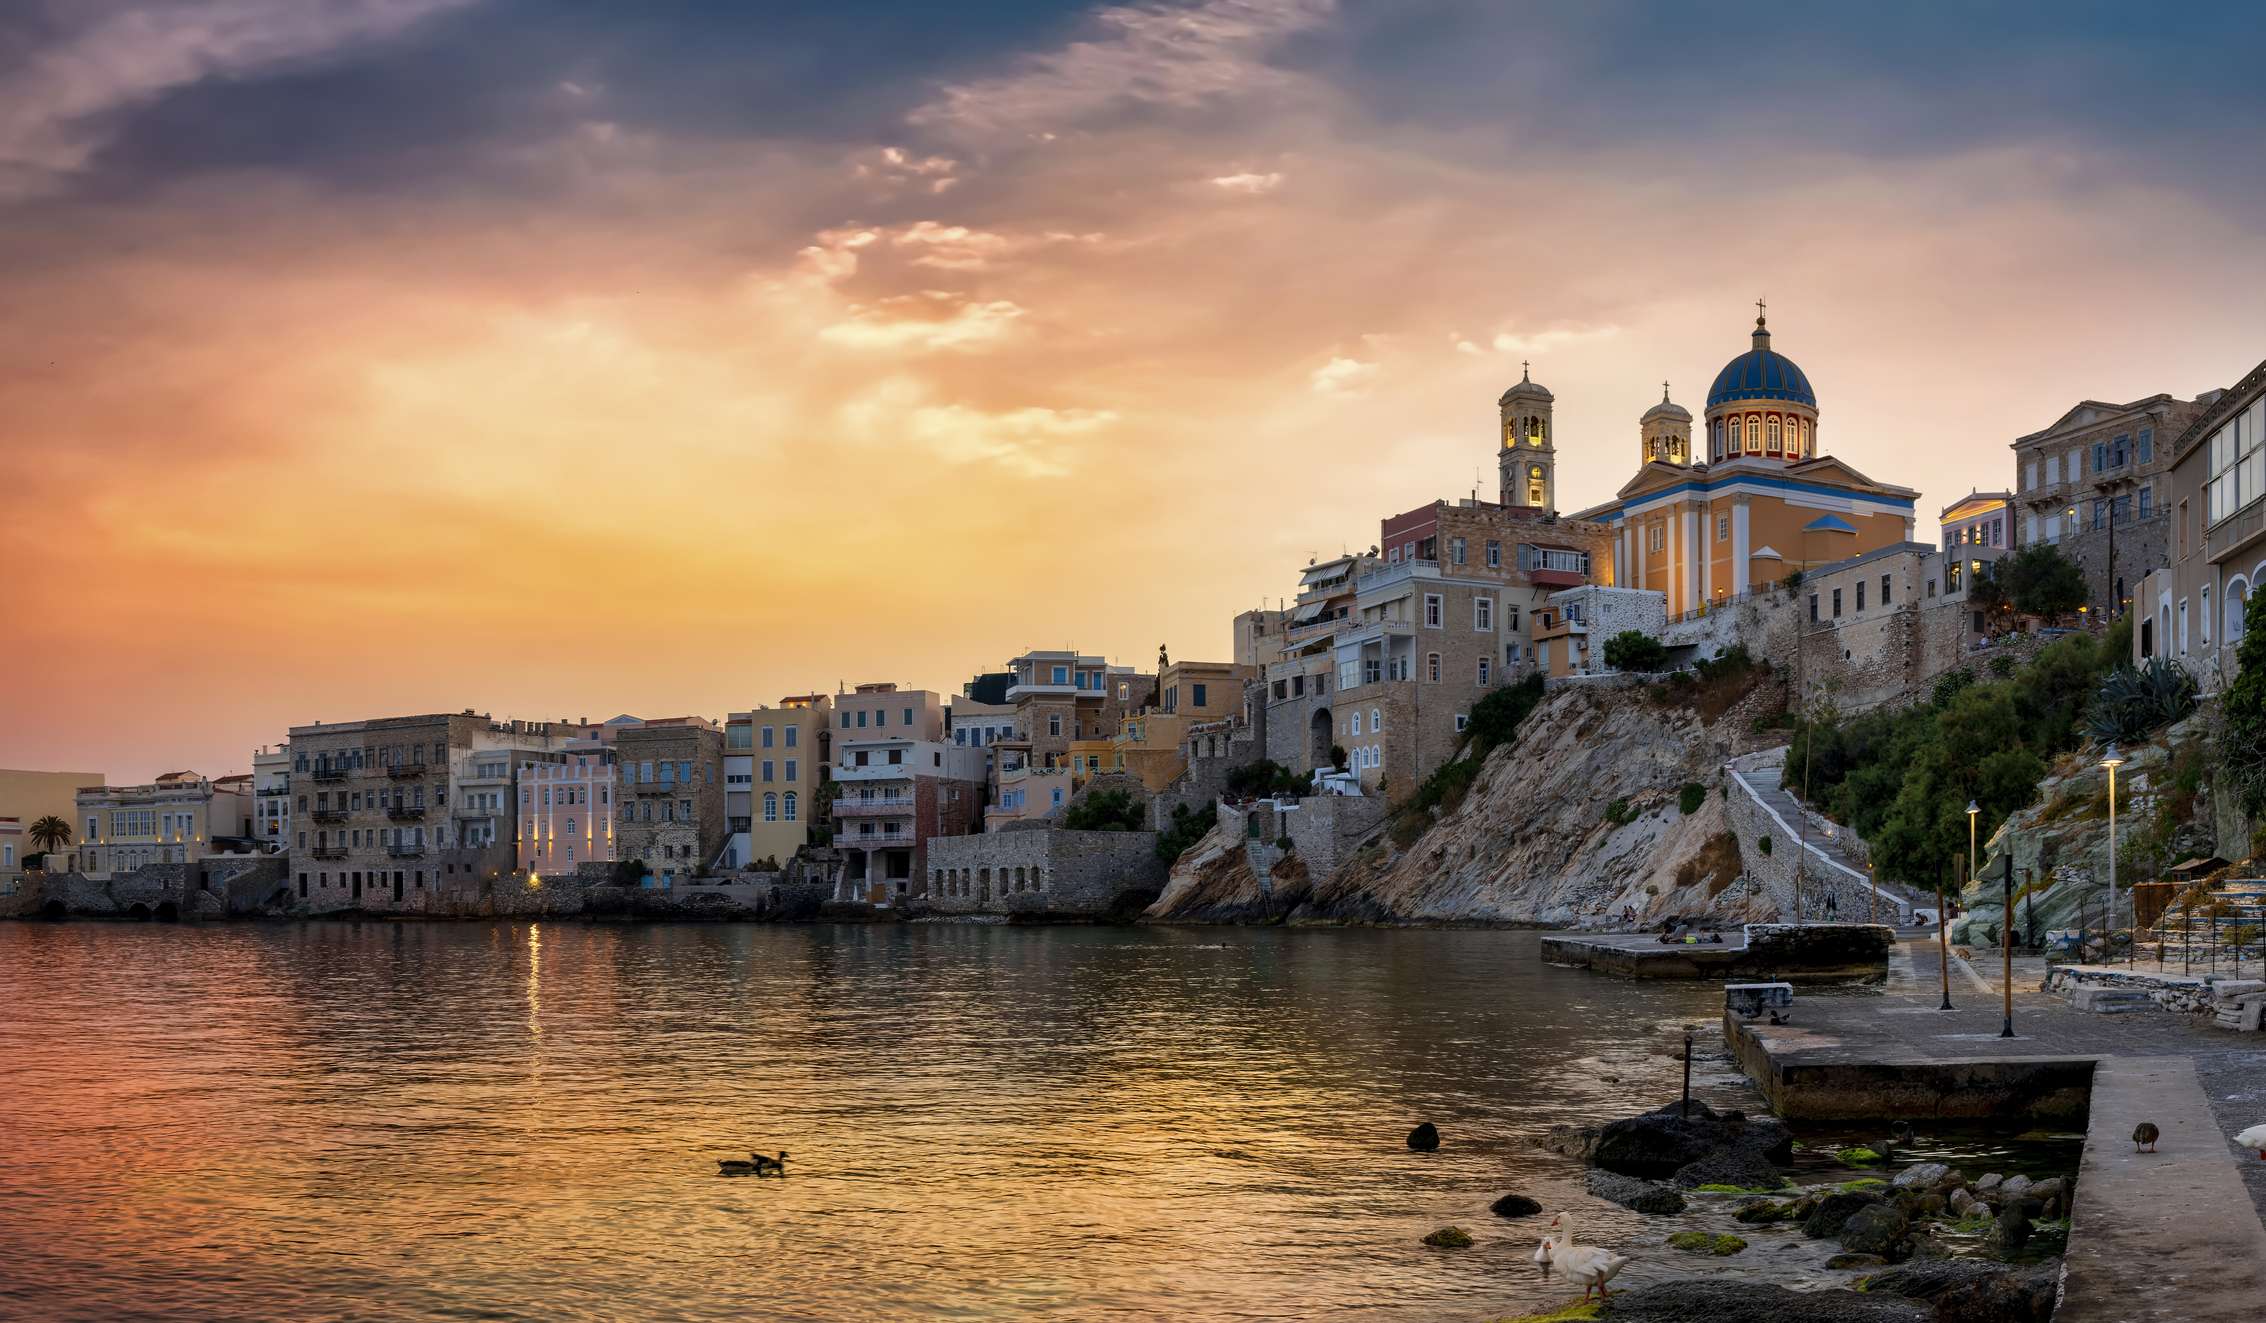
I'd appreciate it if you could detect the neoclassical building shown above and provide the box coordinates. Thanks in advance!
[1557,310,1918,616]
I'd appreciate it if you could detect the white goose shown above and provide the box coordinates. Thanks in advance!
[1541,1212,1631,1302]
[2238,1123,2266,1161]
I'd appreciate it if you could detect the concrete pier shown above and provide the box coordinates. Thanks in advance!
[1542,922,1893,981]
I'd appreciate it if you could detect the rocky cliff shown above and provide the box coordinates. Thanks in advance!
[1146,674,1803,926]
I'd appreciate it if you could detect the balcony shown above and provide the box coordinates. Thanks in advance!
[630,782,681,797]
[386,843,426,858]
[312,767,347,782]
[387,805,426,822]
[386,763,427,780]
[834,798,916,817]
[2207,499,2266,565]
[310,844,347,860]
[310,808,347,824]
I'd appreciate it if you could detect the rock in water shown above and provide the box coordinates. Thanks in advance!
[1534,1123,1598,1161]
[1588,1280,1929,1322]
[1406,1122,1440,1152]
[1591,1099,1792,1182]
[1801,1190,1884,1239]
[1585,1168,1690,1215]
[1827,1253,1888,1270]
[1420,1225,1472,1248]
[1982,1203,2034,1260]
[1860,1261,2058,1323]
[1488,1194,1543,1218]
[1890,1161,1954,1190]
[1838,1203,1913,1261]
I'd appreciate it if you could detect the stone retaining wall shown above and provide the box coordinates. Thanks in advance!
[2044,964,2266,1015]
[925,829,1164,918]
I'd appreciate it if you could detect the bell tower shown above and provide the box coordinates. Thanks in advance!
[1640,382,1694,467]
[1497,362,1556,515]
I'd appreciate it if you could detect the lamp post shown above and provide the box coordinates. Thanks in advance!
[1936,858,1954,1011]
[1999,851,2015,1038]
[2101,743,2125,966]
[1966,800,1980,905]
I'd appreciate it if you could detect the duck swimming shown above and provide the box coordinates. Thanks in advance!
[750,1151,788,1175]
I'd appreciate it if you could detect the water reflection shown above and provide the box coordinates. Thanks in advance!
[0,922,1733,1321]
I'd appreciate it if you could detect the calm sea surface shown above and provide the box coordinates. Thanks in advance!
[0,921,1733,1322]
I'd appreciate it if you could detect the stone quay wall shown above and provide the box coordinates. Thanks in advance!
[925,828,1165,918]
[2043,964,2265,1016]
[1723,758,1890,921]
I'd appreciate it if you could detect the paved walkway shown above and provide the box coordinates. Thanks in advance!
[2060,1055,2266,1322]
[1732,762,1921,921]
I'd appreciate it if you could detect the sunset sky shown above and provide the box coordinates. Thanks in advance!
[6,0,2266,782]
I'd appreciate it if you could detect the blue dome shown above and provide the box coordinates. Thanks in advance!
[1707,323,1816,409]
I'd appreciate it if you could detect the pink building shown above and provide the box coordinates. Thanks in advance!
[517,747,619,875]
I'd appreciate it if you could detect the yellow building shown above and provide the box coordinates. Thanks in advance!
[1110,658,1249,790]
[724,694,831,870]
[0,767,106,872]
[72,771,254,876]
[1570,312,1917,616]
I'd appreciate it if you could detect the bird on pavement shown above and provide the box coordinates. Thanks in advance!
[2132,1122,2160,1153]
[2236,1123,2266,1161]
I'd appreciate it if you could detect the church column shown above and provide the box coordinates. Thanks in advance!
[1732,498,1752,595]
[1681,505,1700,615]
[1699,502,1715,603]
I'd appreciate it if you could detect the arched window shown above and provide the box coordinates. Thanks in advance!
[762,792,778,821]
[2230,577,2251,641]
[1427,652,1441,682]
[1526,416,1545,447]
[1766,416,1781,454]
[1746,416,1761,453]
[783,791,798,821]
[565,817,575,835]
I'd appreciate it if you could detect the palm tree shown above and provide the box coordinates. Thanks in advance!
[27,815,72,867]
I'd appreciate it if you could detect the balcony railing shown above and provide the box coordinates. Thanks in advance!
[310,808,347,824]
[312,767,347,782]
[834,799,915,817]
[386,763,426,780]
[387,805,426,822]
[310,844,347,860]
[630,782,681,797]
[387,843,426,858]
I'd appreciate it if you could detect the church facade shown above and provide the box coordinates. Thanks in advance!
[1545,310,1919,618]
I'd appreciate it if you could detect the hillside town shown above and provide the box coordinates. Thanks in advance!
[7,312,2264,927]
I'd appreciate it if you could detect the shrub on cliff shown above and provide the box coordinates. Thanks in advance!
[1224,760,1306,799]
[611,859,649,887]
[1604,630,1671,673]
[1154,803,1215,865]
[1396,674,1546,821]
[2084,657,2198,744]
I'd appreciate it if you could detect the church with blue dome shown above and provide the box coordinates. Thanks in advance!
[1500,307,1919,618]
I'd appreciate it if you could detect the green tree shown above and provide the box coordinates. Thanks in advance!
[27,815,71,856]
[1062,788,1144,831]
[1603,630,1670,672]
[1981,544,2088,623]
[2222,589,2266,818]
[1154,803,1217,865]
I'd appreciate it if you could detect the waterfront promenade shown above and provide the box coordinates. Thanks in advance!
[1730,932,2266,1320]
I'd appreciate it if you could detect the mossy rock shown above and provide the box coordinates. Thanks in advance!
[1668,1231,1748,1256]
[1835,1146,1885,1165]
[1835,1178,1888,1193]
[1489,1304,1600,1323]
[1732,1197,1793,1224]
[1422,1225,1474,1248]
[1696,1183,1784,1194]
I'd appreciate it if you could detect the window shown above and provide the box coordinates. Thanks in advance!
[785,725,798,748]
[1807,593,1819,622]
[761,760,774,782]
[1745,416,1761,452]
[856,710,868,727]
[2206,400,2265,525]
[1766,417,1781,453]
[1831,588,1843,618]
[1454,714,1469,732]
[2138,427,2154,464]
[1716,513,1730,541]
[1427,651,1441,682]
[1477,658,1491,685]
[786,759,797,782]
[1424,593,1443,628]
[783,792,798,821]
[1505,604,1520,633]
[761,726,775,748]
[2046,453,2061,484]
[904,707,914,726]
[2202,585,2212,644]
[2025,459,2038,490]
[1474,597,1493,631]
[1051,665,1068,684]
[1450,536,1466,565]
[1856,582,1866,611]
[1880,573,1892,606]
[1048,714,1062,737]
[727,725,752,750]
[2138,485,2152,519]
[1369,708,1381,733]
[1485,540,1501,567]
[2092,442,2106,473]
[1646,522,1665,553]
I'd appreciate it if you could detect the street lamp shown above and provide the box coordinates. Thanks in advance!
[1966,800,1980,902]
[2101,743,2125,965]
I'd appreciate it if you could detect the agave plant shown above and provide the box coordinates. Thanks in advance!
[2086,657,2200,744]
